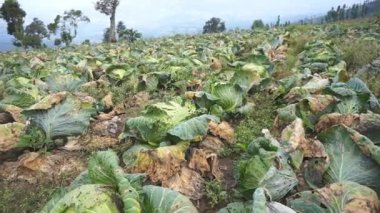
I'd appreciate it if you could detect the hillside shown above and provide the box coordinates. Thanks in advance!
[1,18,380,212]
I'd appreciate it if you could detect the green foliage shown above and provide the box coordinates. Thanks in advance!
[103,27,111,43]
[0,77,40,108]
[251,19,264,30]
[124,101,195,146]
[236,93,277,149]
[119,28,142,43]
[20,95,94,149]
[142,185,198,213]
[115,21,142,43]
[42,150,197,213]
[205,180,228,208]
[167,114,219,141]
[0,0,26,36]
[312,126,380,193]
[211,83,244,112]
[337,39,380,71]
[203,17,226,34]
[0,1,48,49]
[17,125,49,150]
[48,10,90,46]
[237,137,298,200]
[23,18,48,48]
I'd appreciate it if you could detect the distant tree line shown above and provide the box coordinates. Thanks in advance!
[0,0,143,49]
[298,0,380,24]
[324,0,379,23]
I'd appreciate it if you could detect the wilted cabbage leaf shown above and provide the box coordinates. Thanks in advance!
[88,150,141,212]
[105,64,133,80]
[46,74,85,92]
[311,125,380,194]
[41,184,122,213]
[0,122,25,152]
[231,63,268,93]
[125,101,194,146]
[42,150,198,213]
[218,188,296,213]
[288,181,380,213]
[123,142,189,183]
[1,77,40,108]
[168,114,219,141]
[22,95,94,145]
[142,185,198,213]
[237,137,298,200]
[325,78,379,114]
[211,83,244,112]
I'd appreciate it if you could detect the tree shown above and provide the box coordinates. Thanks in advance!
[119,28,142,42]
[95,0,119,42]
[251,19,264,30]
[103,27,111,43]
[0,0,26,42]
[275,15,280,27]
[22,18,48,48]
[203,17,226,34]
[48,10,90,46]
[117,21,126,36]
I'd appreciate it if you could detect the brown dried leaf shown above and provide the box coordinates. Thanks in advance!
[188,149,210,176]
[188,148,223,180]
[102,93,114,109]
[63,135,118,151]
[128,144,188,183]
[199,136,224,153]
[0,122,25,152]
[210,57,222,70]
[315,113,360,132]
[282,118,327,158]
[209,121,235,143]
[303,95,336,113]
[0,151,85,183]
[162,167,205,200]
[27,92,67,110]
[0,105,23,123]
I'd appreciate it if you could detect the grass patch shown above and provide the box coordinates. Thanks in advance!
[337,39,380,72]
[235,92,277,149]
[0,181,59,213]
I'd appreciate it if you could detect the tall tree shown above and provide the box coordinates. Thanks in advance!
[0,0,26,42]
[48,10,90,46]
[203,17,226,34]
[95,0,119,42]
[21,18,48,48]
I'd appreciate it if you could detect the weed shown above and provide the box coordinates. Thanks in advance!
[337,39,380,72]
[205,180,228,208]
[111,80,135,104]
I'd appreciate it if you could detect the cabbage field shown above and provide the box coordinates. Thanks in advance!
[1,19,380,213]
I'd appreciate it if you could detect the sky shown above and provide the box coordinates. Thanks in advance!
[0,0,365,50]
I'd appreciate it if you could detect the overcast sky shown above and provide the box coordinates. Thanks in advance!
[0,0,364,50]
